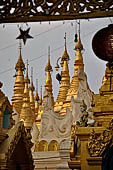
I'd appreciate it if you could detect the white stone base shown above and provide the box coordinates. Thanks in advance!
[33,150,70,170]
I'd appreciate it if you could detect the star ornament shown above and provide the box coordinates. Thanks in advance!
[16,27,33,45]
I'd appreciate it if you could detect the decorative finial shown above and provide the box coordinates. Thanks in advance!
[48,46,50,61]
[64,32,67,50]
[39,85,42,105]
[23,61,30,94]
[29,67,35,91]
[74,20,78,43]
[74,20,83,51]
[34,79,39,101]
[15,40,25,71]
[25,59,30,84]
[74,20,80,43]
[45,46,53,72]
[78,19,80,34]
[61,33,70,62]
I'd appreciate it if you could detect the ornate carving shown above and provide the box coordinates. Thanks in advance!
[88,119,113,157]
[5,122,33,162]
[48,140,59,151]
[38,140,48,151]
[0,0,113,23]
[70,124,81,158]
[40,89,73,139]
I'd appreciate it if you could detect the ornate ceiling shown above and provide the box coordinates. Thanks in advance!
[0,0,113,23]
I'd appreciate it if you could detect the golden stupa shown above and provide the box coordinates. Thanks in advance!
[3,23,113,170]
[54,33,70,112]
[36,47,54,130]
[12,41,25,115]
[20,61,34,130]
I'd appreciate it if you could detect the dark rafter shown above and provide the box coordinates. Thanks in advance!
[0,0,113,23]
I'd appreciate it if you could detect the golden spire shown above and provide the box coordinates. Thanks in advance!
[12,40,25,114]
[29,67,35,120]
[45,46,53,72]
[74,21,84,68]
[55,33,70,109]
[34,79,39,116]
[74,21,83,51]
[24,60,30,85]
[60,21,85,114]
[45,46,54,106]
[20,60,33,130]
[15,40,25,71]
[61,33,70,62]
[66,22,84,101]
[34,79,39,101]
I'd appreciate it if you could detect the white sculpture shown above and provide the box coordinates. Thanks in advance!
[71,68,94,125]
[71,97,82,124]
[77,68,93,109]
[31,121,39,149]
[40,89,73,139]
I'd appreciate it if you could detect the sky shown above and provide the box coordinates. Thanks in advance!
[0,17,112,102]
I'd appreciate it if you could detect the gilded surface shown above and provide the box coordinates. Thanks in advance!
[12,47,25,114]
[55,37,70,104]
[0,0,113,23]
[0,122,33,162]
[20,68,34,129]
[92,64,113,126]
[88,119,113,157]
[44,53,54,106]
[34,140,59,151]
